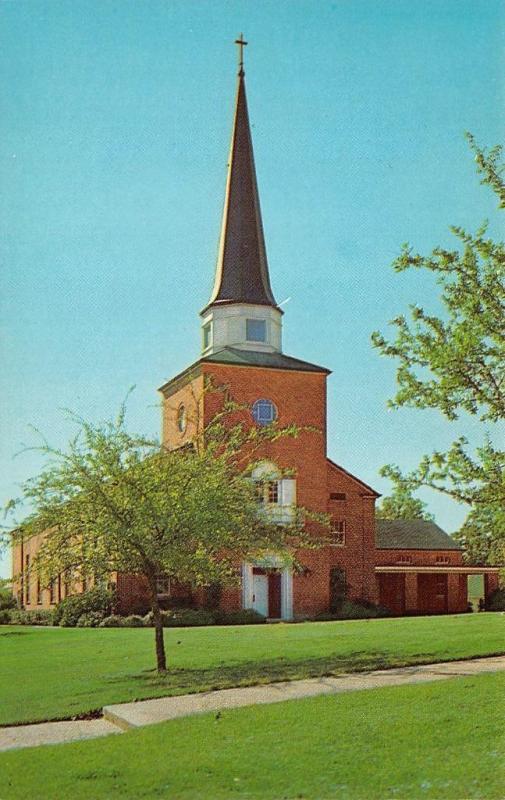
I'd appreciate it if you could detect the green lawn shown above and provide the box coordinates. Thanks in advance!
[1,613,504,725]
[1,673,504,799]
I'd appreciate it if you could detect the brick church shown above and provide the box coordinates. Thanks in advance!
[14,44,500,619]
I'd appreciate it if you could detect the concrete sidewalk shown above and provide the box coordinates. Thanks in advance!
[1,654,504,752]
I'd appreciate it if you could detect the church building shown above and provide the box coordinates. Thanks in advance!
[13,41,500,619]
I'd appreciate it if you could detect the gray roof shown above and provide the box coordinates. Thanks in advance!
[158,347,330,395]
[376,519,462,551]
[203,347,330,373]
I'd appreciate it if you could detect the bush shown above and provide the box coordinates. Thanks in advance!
[162,608,216,627]
[76,611,106,628]
[122,615,144,627]
[0,609,12,624]
[54,587,114,627]
[215,609,266,625]
[7,609,54,626]
[98,615,124,628]
[486,588,505,611]
[315,600,392,621]
[0,588,16,611]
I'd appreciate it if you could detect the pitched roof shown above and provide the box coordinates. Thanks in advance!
[327,458,380,497]
[158,347,330,395]
[201,70,278,315]
[203,347,330,373]
[376,519,462,550]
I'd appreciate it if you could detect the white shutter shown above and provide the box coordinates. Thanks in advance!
[278,479,296,523]
[281,479,296,506]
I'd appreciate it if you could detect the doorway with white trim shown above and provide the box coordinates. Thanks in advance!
[242,559,293,620]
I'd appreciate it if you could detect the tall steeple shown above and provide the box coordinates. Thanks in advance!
[200,37,283,356]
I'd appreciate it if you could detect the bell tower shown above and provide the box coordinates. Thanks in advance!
[200,35,283,356]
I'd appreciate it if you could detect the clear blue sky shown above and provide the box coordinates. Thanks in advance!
[1,0,504,578]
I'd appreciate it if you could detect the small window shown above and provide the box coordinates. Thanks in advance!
[396,555,412,565]
[330,492,346,501]
[202,322,212,350]
[255,480,280,505]
[156,576,171,595]
[49,579,56,605]
[330,521,346,546]
[177,404,187,433]
[36,577,42,605]
[246,319,266,342]
[436,556,450,565]
[252,399,277,426]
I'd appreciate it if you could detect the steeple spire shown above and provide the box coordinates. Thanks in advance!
[202,36,279,316]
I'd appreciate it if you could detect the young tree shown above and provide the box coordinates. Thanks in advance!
[5,400,324,672]
[372,135,504,563]
[376,481,434,521]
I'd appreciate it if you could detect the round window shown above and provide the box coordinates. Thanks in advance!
[252,399,277,426]
[177,404,187,433]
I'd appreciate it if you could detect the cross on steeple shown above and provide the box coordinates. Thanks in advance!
[235,33,248,76]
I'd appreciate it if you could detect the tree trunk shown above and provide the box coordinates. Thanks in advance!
[147,577,167,673]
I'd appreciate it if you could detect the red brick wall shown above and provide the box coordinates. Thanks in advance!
[375,549,464,567]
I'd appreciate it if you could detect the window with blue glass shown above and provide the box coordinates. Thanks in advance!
[252,399,277,426]
[246,319,266,342]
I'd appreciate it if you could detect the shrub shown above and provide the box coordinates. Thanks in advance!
[0,609,12,624]
[315,600,391,621]
[98,615,124,628]
[76,611,106,628]
[162,608,216,627]
[215,609,266,625]
[122,615,144,627]
[7,609,54,626]
[54,587,114,627]
[486,588,505,611]
[0,588,16,611]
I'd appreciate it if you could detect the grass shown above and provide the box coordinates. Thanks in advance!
[1,613,504,726]
[1,673,504,799]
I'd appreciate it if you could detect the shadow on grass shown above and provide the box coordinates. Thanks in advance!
[123,651,439,697]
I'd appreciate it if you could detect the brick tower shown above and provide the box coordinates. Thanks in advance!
[158,39,379,619]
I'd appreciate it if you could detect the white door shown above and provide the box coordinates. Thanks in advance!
[252,574,269,617]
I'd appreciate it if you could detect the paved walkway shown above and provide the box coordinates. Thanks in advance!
[2,655,504,752]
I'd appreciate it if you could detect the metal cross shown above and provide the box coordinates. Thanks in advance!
[235,33,248,75]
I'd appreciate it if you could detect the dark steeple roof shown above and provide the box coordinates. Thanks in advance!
[202,58,278,315]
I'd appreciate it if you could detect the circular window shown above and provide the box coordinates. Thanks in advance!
[252,399,277,426]
[177,404,187,433]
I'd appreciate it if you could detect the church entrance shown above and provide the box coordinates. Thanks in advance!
[251,568,281,618]
[243,560,293,620]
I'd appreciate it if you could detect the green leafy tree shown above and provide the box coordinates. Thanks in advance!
[376,482,434,521]
[372,135,504,564]
[5,399,324,672]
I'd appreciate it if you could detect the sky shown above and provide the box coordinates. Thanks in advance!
[1,0,504,578]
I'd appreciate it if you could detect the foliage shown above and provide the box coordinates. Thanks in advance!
[7,608,54,626]
[53,587,114,627]
[0,610,12,624]
[376,482,434,520]
[315,599,391,621]
[99,615,124,628]
[6,393,325,671]
[215,609,265,625]
[0,578,16,611]
[485,588,505,611]
[372,135,505,563]
[122,614,145,627]
[76,611,106,627]
[162,608,216,627]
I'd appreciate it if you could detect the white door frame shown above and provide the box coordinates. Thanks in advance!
[242,559,293,620]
